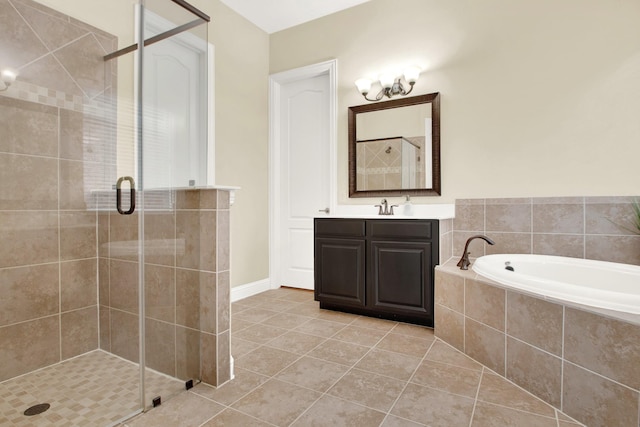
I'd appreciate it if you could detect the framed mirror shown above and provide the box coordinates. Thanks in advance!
[348,93,440,198]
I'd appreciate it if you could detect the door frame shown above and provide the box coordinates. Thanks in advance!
[268,59,338,290]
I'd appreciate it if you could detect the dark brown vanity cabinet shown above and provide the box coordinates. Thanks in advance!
[314,218,439,326]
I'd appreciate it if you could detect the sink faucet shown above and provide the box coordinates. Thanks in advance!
[375,199,398,215]
[457,235,495,270]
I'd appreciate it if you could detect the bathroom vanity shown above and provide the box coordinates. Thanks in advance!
[314,218,439,326]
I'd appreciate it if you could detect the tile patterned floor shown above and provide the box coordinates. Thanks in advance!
[0,350,183,426]
[125,288,586,427]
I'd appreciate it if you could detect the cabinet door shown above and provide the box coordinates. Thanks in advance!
[315,238,366,307]
[369,240,433,317]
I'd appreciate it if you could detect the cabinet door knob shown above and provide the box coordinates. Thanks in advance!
[318,208,330,214]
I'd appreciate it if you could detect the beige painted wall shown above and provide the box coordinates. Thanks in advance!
[33,0,270,287]
[270,0,640,204]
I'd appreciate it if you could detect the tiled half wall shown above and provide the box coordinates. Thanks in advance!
[434,265,640,427]
[443,196,640,265]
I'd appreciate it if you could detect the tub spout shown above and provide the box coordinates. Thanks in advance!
[457,235,495,270]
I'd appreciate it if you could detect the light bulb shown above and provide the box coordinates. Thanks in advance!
[355,78,372,94]
[1,69,17,86]
[403,66,421,84]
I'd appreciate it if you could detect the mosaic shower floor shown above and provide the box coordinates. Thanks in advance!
[0,350,183,426]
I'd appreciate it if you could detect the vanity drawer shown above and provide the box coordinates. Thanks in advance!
[315,219,365,237]
[367,220,433,240]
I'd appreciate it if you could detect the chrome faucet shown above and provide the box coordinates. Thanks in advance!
[375,199,398,215]
[457,235,495,270]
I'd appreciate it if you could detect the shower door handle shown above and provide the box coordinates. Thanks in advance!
[116,176,136,215]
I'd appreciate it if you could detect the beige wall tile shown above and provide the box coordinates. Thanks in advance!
[217,210,230,272]
[435,270,464,313]
[145,318,176,377]
[60,259,97,312]
[201,332,218,385]
[110,309,139,363]
[453,231,494,260]
[453,202,485,232]
[176,326,200,381]
[217,330,231,385]
[0,153,58,210]
[532,202,584,234]
[434,303,464,352]
[506,337,562,408]
[99,305,110,351]
[585,235,640,265]
[61,306,98,359]
[465,318,505,375]
[144,264,175,323]
[109,259,139,313]
[216,271,230,333]
[486,203,531,233]
[176,210,201,270]
[506,292,563,356]
[0,211,58,268]
[99,258,109,306]
[465,279,505,331]
[54,34,106,99]
[0,263,58,326]
[585,197,638,235]
[108,211,139,262]
[217,190,230,210]
[0,316,59,381]
[0,97,58,157]
[485,232,532,255]
[176,268,201,329]
[144,211,176,267]
[563,361,639,427]
[59,159,88,210]
[59,108,84,161]
[60,211,97,261]
[565,307,640,391]
[532,234,584,258]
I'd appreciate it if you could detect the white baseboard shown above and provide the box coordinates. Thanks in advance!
[231,278,272,302]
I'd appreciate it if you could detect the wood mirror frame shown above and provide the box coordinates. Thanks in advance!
[348,92,440,198]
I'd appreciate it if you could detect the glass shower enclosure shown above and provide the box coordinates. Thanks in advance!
[0,0,210,424]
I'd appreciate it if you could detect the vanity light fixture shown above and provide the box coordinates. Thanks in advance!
[0,68,17,92]
[355,66,421,102]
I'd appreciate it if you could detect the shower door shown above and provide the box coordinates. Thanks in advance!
[101,0,210,416]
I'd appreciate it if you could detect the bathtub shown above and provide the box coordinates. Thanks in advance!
[472,254,640,315]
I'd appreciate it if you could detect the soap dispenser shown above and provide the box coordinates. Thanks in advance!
[402,195,413,216]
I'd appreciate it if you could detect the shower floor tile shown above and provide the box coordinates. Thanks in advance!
[0,350,182,426]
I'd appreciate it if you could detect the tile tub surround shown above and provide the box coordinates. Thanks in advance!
[449,196,640,266]
[0,0,116,382]
[435,262,640,427]
[99,188,233,387]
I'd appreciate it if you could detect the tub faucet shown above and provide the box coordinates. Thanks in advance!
[457,235,495,270]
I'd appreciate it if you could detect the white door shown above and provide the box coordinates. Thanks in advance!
[142,12,208,189]
[278,74,330,289]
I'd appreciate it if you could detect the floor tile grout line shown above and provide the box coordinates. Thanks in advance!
[468,367,485,426]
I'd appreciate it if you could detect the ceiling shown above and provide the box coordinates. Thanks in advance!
[218,0,372,34]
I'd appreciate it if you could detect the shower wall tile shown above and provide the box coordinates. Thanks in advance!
[60,259,97,312]
[145,318,176,377]
[0,153,58,210]
[59,159,88,210]
[0,315,59,382]
[0,263,59,326]
[61,306,98,359]
[217,271,231,334]
[0,211,58,268]
[200,211,218,272]
[176,210,201,270]
[99,305,110,351]
[200,332,218,385]
[0,97,58,157]
[144,211,176,267]
[99,258,110,306]
[110,309,139,364]
[176,326,200,381]
[109,211,139,262]
[98,213,109,258]
[217,330,231,385]
[60,210,97,260]
[199,271,217,333]
[217,210,230,271]
[176,268,202,330]
[59,108,85,161]
[0,0,49,71]
[145,264,175,323]
[109,259,139,314]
